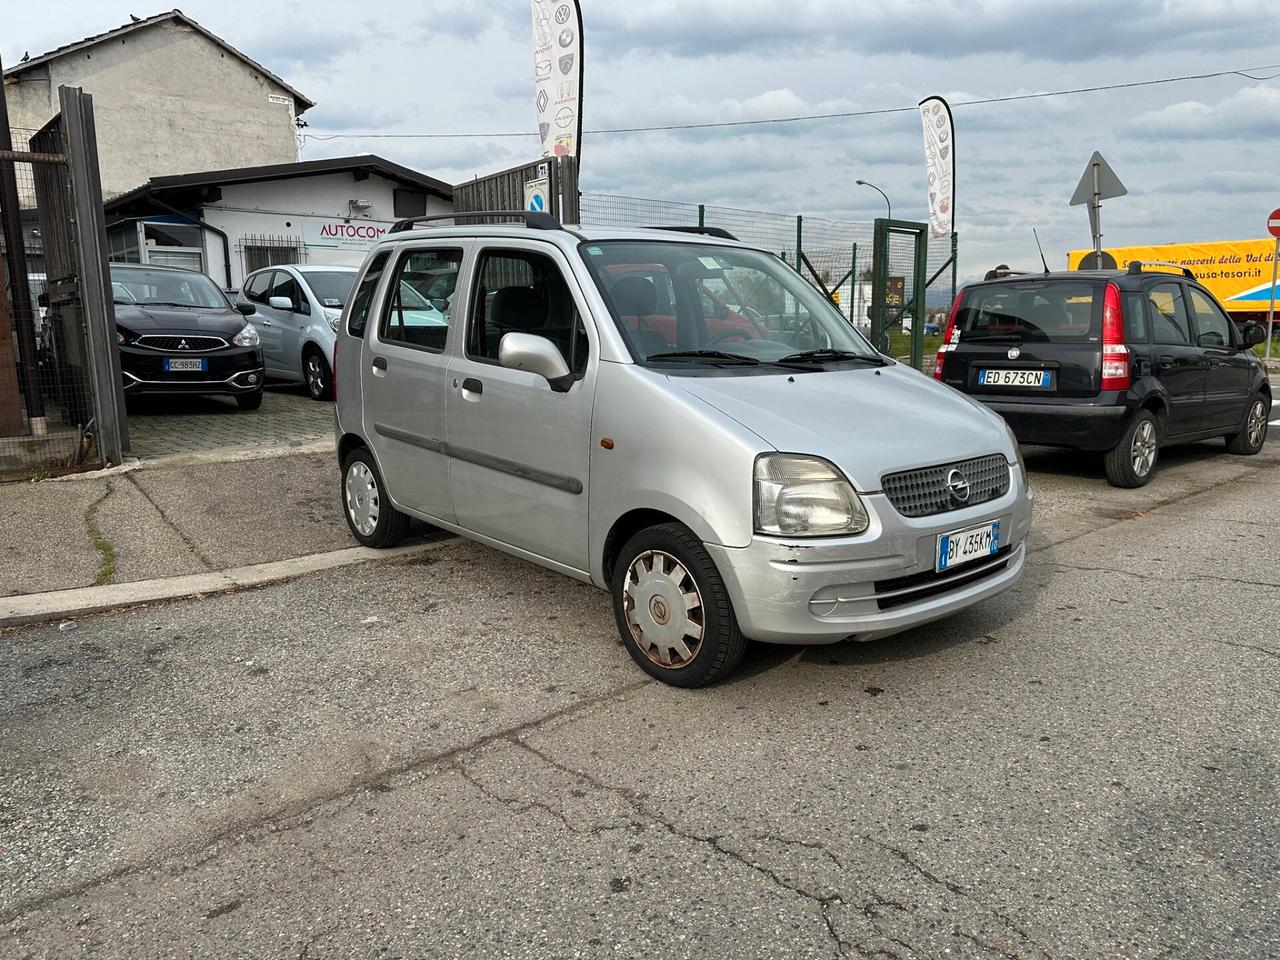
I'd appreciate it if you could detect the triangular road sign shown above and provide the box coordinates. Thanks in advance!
[1070,151,1127,206]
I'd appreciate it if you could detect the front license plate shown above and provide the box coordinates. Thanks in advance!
[978,368,1051,388]
[936,520,1001,573]
[164,358,207,372]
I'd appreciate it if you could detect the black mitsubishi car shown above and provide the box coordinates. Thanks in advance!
[111,263,265,410]
[934,262,1270,487]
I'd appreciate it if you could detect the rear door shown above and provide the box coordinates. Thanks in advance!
[1187,284,1251,431]
[942,278,1103,398]
[1144,281,1205,436]
[361,242,470,524]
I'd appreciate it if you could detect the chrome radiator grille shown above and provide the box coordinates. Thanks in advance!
[135,335,227,352]
[881,454,1010,518]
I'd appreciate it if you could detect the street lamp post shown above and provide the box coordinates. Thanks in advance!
[856,179,891,221]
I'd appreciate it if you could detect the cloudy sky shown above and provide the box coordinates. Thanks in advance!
[5,1,1279,281]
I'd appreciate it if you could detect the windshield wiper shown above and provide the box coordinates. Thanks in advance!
[775,348,887,366]
[645,350,760,365]
[962,334,1022,343]
[138,300,201,308]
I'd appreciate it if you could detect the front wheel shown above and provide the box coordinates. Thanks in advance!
[1104,409,1159,488]
[342,448,410,548]
[1225,395,1269,455]
[611,523,746,688]
[235,389,263,411]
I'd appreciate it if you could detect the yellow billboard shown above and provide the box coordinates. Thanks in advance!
[1066,239,1279,314]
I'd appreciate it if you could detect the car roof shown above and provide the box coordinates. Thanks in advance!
[293,265,358,273]
[109,262,211,275]
[972,268,1198,290]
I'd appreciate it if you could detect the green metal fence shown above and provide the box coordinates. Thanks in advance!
[579,193,957,368]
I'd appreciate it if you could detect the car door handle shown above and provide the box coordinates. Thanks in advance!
[462,377,483,395]
[372,357,388,371]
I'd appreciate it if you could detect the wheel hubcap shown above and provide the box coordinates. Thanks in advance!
[1131,420,1157,477]
[1246,400,1267,448]
[623,550,705,669]
[345,462,379,536]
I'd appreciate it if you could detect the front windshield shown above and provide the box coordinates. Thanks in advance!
[580,240,877,368]
[109,266,228,309]
[301,271,356,309]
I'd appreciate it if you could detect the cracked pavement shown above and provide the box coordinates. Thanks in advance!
[1,439,1277,958]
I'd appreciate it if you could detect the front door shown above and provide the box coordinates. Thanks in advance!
[446,242,595,572]
[1187,285,1252,431]
[361,243,468,524]
[1144,281,1205,437]
[270,270,310,379]
[244,270,286,375]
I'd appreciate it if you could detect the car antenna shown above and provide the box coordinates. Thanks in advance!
[1033,228,1050,275]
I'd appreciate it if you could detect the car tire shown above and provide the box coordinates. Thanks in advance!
[304,347,333,401]
[1104,408,1159,488]
[610,522,747,688]
[341,447,410,549]
[235,389,263,411]
[1225,394,1269,456]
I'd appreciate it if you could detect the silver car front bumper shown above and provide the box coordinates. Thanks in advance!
[707,468,1034,645]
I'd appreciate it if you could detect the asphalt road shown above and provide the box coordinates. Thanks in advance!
[2,440,1277,959]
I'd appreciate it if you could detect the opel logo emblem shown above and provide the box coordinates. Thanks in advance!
[946,468,971,504]
[178,339,190,350]
[1007,347,1020,360]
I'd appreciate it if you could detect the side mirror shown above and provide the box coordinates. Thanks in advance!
[37,292,49,308]
[499,332,574,392]
[268,296,292,311]
[235,301,256,315]
[1240,323,1265,348]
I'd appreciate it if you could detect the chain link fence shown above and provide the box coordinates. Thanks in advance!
[580,192,956,352]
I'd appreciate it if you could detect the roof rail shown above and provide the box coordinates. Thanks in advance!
[1126,260,1196,280]
[983,267,1034,280]
[648,225,740,241]
[388,210,564,234]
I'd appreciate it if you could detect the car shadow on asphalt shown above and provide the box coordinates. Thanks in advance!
[125,382,314,416]
[1020,439,1230,481]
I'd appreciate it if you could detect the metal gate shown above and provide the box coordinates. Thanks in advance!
[0,82,125,479]
[868,218,958,370]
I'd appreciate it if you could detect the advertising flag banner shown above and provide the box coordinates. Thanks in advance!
[531,0,583,159]
[917,96,955,238]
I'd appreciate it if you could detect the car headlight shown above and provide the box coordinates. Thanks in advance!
[232,323,260,347]
[754,454,869,537]
[1003,421,1026,476]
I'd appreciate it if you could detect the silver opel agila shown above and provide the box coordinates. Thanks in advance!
[334,214,1033,687]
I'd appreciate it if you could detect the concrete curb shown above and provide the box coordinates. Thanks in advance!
[47,437,336,482]
[0,539,445,627]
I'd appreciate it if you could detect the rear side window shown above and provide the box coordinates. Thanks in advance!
[1122,293,1148,343]
[346,251,390,337]
[468,250,588,376]
[1188,287,1233,348]
[957,281,1100,343]
[1147,283,1192,346]
[379,248,464,352]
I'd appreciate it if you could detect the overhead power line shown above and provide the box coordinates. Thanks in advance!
[302,62,1280,144]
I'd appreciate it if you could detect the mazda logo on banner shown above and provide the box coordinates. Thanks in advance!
[530,0,583,161]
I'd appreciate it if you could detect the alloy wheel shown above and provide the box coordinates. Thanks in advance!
[345,461,380,536]
[622,550,705,669]
[1131,419,1157,477]
[1246,399,1267,449]
[306,354,327,398]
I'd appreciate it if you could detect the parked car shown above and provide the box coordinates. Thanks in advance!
[333,216,1033,687]
[934,264,1270,487]
[238,265,357,400]
[111,263,264,410]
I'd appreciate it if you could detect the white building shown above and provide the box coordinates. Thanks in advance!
[3,10,312,199]
[103,156,454,289]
